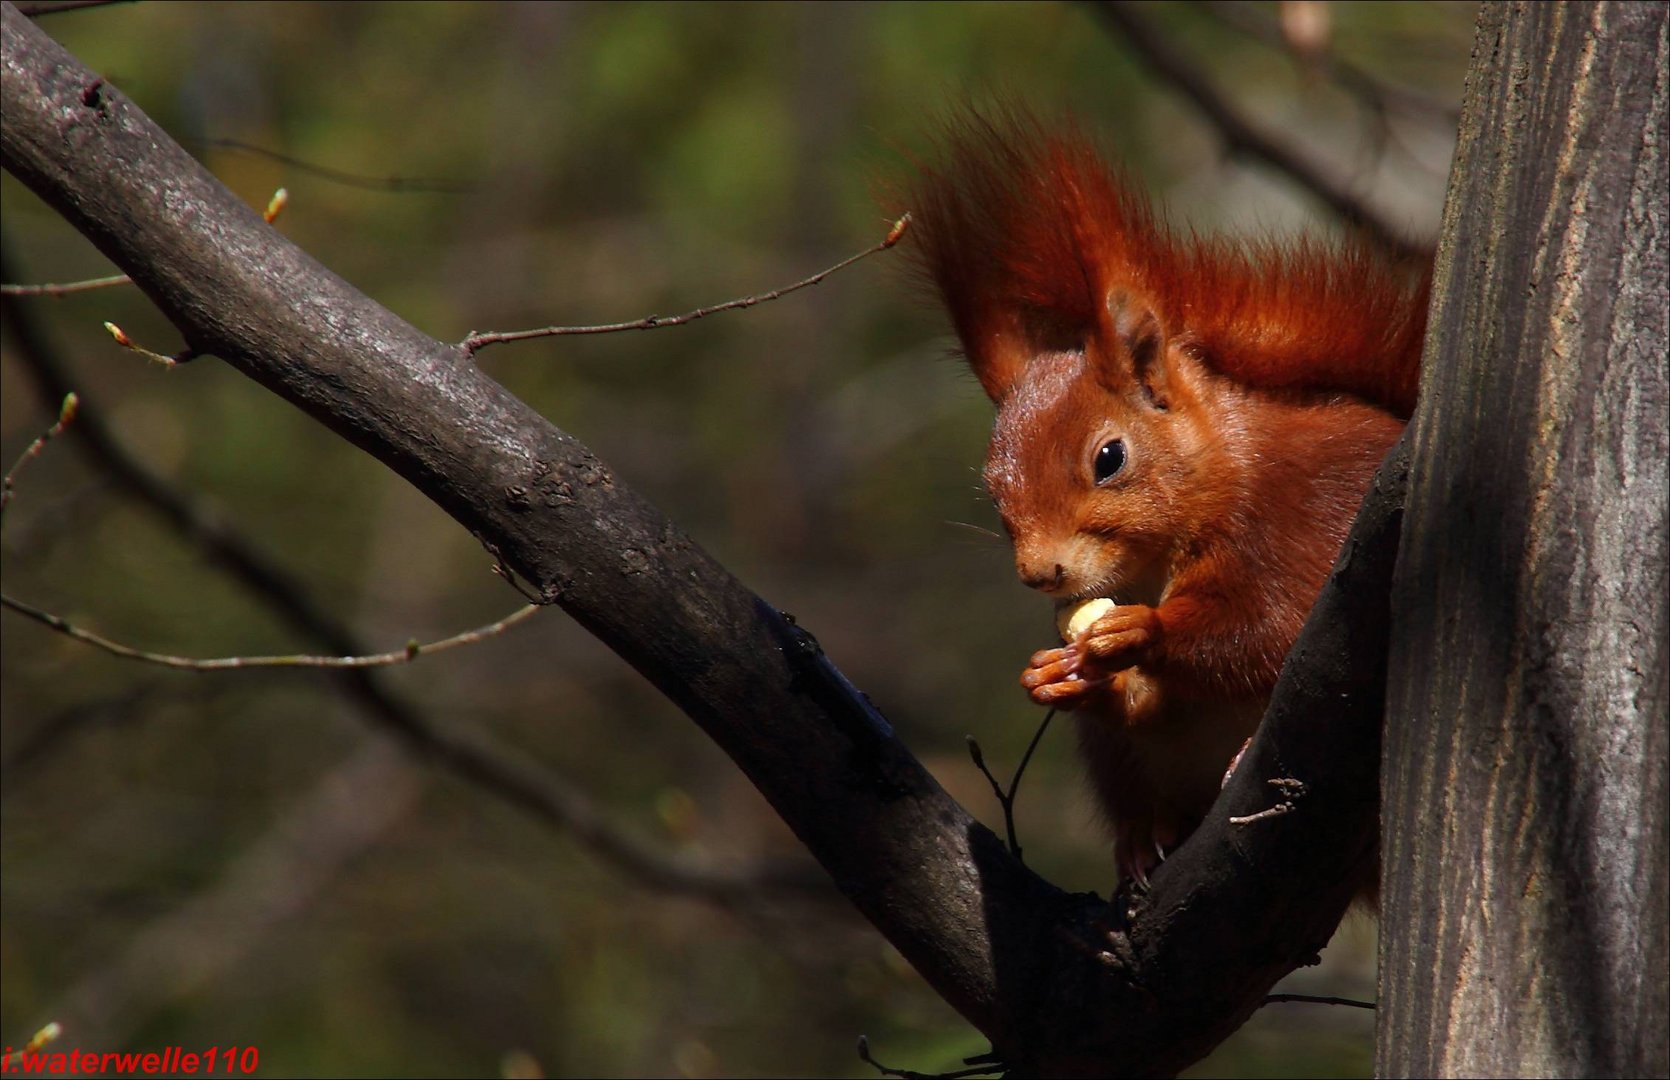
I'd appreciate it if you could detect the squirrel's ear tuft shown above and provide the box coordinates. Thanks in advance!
[1101,289,1171,409]
[896,107,1164,404]
[964,313,1032,404]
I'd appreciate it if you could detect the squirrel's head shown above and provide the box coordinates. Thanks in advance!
[899,109,1421,603]
[975,289,1232,603]
[898,113,1240,601]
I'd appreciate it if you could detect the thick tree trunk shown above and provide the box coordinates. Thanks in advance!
[1382,3,1669,1076]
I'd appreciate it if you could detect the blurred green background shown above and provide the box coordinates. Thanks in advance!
[1,2,1471,1076]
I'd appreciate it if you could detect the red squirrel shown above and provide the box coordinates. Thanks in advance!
[904,116,1428,886]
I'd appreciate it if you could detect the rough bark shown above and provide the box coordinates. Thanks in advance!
[3,3,1399,1073]
[1382,2,1670,1076]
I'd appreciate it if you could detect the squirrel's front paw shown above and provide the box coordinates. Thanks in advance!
[1020,645,1106,709]
[1081,604,1161,671]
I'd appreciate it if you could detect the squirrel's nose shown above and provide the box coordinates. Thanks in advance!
[1016,557,1065,593]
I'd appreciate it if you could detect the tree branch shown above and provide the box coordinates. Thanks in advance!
[1194,0,1461,129]
[0,591,542,669]
[1089,0,1430,262]
[0,6,1400,1071]
[0,253,833,906]
[460,214,908,354]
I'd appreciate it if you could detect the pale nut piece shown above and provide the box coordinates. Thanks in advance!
[1056,597,1116,642]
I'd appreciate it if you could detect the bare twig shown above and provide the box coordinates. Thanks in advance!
[1229,776,1308,825]
[192,137,472,193]
[1088,1,1429,262]
[0,1023,61,1069]
[461,214,910,354]
[0,593,542,669]
[485,539,555,604]
[103,321,198,365]
[0,390,75,518]
[966,707,1057,864]
[2,364,539,680]
[855,1035,1004,1080]
[0,272,128,296]
[1263,993,1376,1010]
[2,188,285,296]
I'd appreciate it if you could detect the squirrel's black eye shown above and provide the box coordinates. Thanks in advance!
[1094,439,1127,484]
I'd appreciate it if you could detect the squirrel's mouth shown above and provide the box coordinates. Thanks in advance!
[1054,593,1112,611]
[1053,572,1162,610]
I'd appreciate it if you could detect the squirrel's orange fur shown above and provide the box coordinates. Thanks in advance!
[906,116,1427,885]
